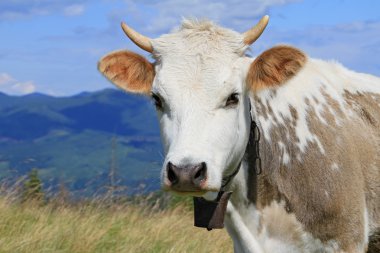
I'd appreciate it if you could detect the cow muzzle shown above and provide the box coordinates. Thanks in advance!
[164,161,208,192]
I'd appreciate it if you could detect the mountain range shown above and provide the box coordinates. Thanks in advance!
[0,89,163,195]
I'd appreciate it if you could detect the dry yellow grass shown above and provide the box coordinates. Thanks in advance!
[0,197,232,252]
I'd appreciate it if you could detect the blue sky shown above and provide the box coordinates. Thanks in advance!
[0,0,379,96]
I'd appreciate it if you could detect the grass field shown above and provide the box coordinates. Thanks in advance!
[0,196,232,253]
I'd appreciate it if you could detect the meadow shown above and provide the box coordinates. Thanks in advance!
[0,194,232,253]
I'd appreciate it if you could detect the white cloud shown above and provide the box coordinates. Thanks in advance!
[63,4,85,16]
[12,81,36,94]
[0,73,15,85]
[0,72,37,95]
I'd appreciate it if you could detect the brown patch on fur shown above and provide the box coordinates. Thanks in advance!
[343,91,380,241]
[247,45,307,92]
[98,50,154,94]
[251,88,380,252]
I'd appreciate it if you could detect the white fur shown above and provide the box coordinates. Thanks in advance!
[226,202,264,253]
[331,162,340,171]
[363,207,369,251]
[278,141,290,164]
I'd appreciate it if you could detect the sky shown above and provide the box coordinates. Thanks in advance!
[0,0,379,96]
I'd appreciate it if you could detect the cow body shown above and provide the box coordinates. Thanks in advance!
[226,58,380,252]
[98,18,380,252]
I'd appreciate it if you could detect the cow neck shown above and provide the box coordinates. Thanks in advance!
[221,106,262,192]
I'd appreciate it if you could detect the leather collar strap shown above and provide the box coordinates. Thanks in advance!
[220,161,242,191]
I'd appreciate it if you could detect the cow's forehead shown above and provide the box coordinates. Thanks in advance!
[156,55,233,86]
[152,56,250,106]
[152,19,246,57]
[151,19,248,97]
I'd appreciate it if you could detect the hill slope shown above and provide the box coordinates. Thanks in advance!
[0,89,163,194]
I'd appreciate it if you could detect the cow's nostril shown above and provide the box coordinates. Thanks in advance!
[193,162,207,182]
[167,162,178,185]
[194,169,202,179]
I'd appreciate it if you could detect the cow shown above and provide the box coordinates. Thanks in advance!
[98,15,380,253]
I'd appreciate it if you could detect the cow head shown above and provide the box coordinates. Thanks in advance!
[98,16,270,200]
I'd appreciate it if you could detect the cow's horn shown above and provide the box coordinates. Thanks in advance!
[121,22,153,53]
[243,15,269,45]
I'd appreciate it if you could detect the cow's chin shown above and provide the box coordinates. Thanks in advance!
[164,188,220,199]
[202,191,220,201]
[170,190,207,197]
[169,190,220,200]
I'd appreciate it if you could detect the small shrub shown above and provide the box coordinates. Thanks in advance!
[22,169,44,202]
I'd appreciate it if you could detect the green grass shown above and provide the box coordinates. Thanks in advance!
[0,197,232,253]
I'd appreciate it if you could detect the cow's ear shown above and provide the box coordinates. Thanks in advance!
[246,45,306,92]
[98,50,154,95]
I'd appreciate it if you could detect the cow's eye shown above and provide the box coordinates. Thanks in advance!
[151,93,163,109]
[225,93,239,107]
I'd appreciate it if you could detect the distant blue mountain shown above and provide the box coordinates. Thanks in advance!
[0,89,163,195]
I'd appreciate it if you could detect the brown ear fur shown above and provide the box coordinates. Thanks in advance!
[247,45,307,92]
[98,50,154,94]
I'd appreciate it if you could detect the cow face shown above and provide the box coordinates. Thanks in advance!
[98,17,269,200]
[152,51,252,198]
